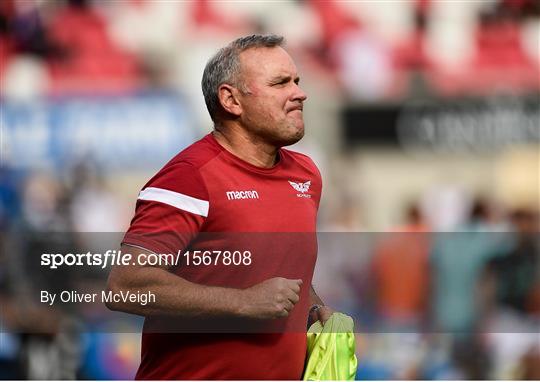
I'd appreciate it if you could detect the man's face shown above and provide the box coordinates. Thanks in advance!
[236,47,307,147]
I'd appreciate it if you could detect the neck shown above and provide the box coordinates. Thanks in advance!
[212,123,279,168]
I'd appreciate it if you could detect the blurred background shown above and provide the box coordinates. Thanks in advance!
[0,0,539,379]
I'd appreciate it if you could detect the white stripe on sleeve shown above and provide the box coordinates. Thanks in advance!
[138,187,209,217]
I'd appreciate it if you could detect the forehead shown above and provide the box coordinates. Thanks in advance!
[238,46,298,80]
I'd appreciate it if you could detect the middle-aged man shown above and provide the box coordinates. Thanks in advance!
[106,34,332,380]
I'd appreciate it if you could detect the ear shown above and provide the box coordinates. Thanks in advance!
[217,84,242,117]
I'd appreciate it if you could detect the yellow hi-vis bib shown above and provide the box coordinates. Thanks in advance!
[303,313,358,381]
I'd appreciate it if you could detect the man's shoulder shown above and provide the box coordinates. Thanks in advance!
[143,134,220,197]
[281,148,321,177]
[166,133,221,171]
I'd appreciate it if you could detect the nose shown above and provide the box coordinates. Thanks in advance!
[292,83,307,102]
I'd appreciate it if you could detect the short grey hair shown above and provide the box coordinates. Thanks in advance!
[202,34,285,123]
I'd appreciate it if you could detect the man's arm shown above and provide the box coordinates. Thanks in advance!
[106,244,302,319]
[309,284,324,306]
[309,284,334,324]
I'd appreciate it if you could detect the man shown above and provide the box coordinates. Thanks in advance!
[106,34,332,380]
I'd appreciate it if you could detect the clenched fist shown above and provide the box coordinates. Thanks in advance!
[237,277,302,319]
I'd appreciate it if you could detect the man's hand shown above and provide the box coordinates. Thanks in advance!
[237,277,302,319]
[308,285,335,326]
[309,305,335,326]
[315,306,335,324]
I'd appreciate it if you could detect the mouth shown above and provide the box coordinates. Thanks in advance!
[287,106,303,113]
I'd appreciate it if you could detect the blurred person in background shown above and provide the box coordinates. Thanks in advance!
[483,208,540,318]
[0,171,81,379]
[429,197,512,378]
[371,202,431,330]
[107,34,335,380]
[430,197,510,333]
[354,203,431,379]
[480,207,540,379]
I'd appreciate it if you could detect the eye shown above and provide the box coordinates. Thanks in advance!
[273,79,287,86]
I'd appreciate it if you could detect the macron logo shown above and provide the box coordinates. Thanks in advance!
[226,190,260,200]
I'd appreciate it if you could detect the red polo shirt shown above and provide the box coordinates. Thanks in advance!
[123,133,321,379]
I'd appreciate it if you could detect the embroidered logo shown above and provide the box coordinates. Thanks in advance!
[288,180,312,198]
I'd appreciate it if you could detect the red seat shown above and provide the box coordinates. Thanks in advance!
[46,6,141,94]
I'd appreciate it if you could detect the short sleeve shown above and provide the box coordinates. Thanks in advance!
[311,160,323,209]
[122,162,209,255]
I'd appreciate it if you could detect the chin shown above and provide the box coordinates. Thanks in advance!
[278,125,304,147]
[258,120,304,147]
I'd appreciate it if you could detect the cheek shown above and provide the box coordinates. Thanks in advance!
[257,99,283,121]
[244,91,288,123]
